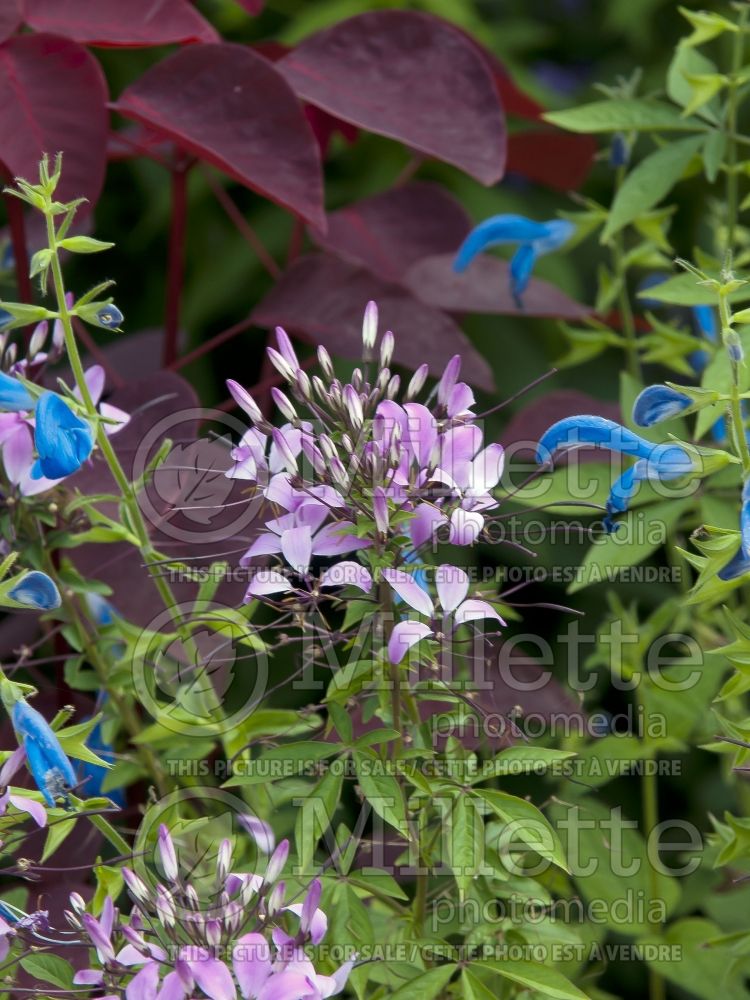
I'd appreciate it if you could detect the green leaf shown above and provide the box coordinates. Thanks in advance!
[389,965,458,1000]
[41,815,77,862]
[568,498,693,594]
[477,746,576,780]
[638,272,750,306]
[354,750,410,837]
[474,959,588,999]
[679,7,738,47]
[19,955,74,990]
[667,45,721,122]
[476,788,569,871]
[58,236,114,253]
[461,970,498,1000]
[602,136,705,241]
[294,767,343,871]
[445,792,484,901]
[223,742,341,787]
[543,98,707,134]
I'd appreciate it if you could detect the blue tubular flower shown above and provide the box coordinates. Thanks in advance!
[632,386,692,427]
[7,571,61,611]
[11,699,76,806]
[453,214,575,307]
[719,479,750,580]
[536,415,694,531]
[0,371,33,412]
[31,392,93,480]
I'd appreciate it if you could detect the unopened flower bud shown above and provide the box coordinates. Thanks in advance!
[205,919,222,946]
[362,301,378,350]
[437,355,461,408]
[184,884,200,910]
[69,893,86,915]
[216,839,233,883]
[386,374,400,399]
[311,375,328,403]
[266,880,286,916]
[351,368,363,392]
[329,456,349,488]
[376,368,390,393]
[267,347,296,383]
[380,331,394,368]
[122,868,150,905]
[406,363,429,401]
[155,885,176,927]
[271,387,297,423]
[318,434,337,462]
[64,909,82,930]
[301,434,326,476]
[344,385,364,429]
[275,327,300,371]
[157,825,179,883]
[317,346,334,380]
[264,839,289,885]
[296,369,311,400]
[28,320,48,360]
[272,428,298,472]
[227,380,263,423]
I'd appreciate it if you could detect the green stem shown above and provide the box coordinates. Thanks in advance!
[638,688,665,1000]
[726,9,748,251]
[719,291,750,475]
[44,211,227,732]
[611,166,640,379]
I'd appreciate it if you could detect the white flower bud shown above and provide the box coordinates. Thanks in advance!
[362,300,378,350]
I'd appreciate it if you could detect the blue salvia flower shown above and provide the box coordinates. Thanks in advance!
[0,371,33,412]
[11,699,77,806]
[7,571,61,611]
[719,479,750,581]
[536,415,694,531]
[609,133,629,168]
[31,392,93,480]
[453,214,575,307]
[632,386,692,427]
[96,304,123,330]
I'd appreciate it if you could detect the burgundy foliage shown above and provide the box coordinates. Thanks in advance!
[278,11,507,185]
[113,44,326,229]
[23,0,218,47]
[0,0,20,43]
[252,253,495,391]
[0,33,108,203]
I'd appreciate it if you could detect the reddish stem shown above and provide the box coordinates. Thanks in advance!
[168,314,256,372]
[201,167,281,279]
[163,164,190,367]
[4,192,32,306]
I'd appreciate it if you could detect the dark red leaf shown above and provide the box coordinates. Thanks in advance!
[507,129,596,191]
[251,253,495,391]
[113,44,325,229]
[405,254,591,321]
[0,0,21,44]
[0,34,108,204]
[234,0,264,12]
[278,11,506,185]
[311,182,470,282]
[24,0,218,46]
[255,40,359,156]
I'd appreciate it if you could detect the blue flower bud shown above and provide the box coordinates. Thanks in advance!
[7,571,61,611]
[96,304,123,330]
[31,392,93,480]
[632,386,691,427]
[0,370,33,412]
[11,699,77,807]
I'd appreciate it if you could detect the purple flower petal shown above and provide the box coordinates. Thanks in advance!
[233,932,272,999]
[408,503,447,549]
[74,969,105,986]
[156,970,189,1000]
[245,571,294,601]
[239,814,275,854]
[403,402,438,467]
[257,972,318,1000]
[435,565,469,613]
[157,824,178,882]
[188,956,237,1000]
[447,382,475,417]
[280,526,312,575]
[9,792,46,827]
[469,443,504,493]
[382,568,433,617]
[454,600,506,627]
[313,522,371,557]
[320,561,372,594]
[388,620,433,665]
[0,746,26,786]
[125,961,159,1000]
[448,509,483,546]
[2,421,33,484]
